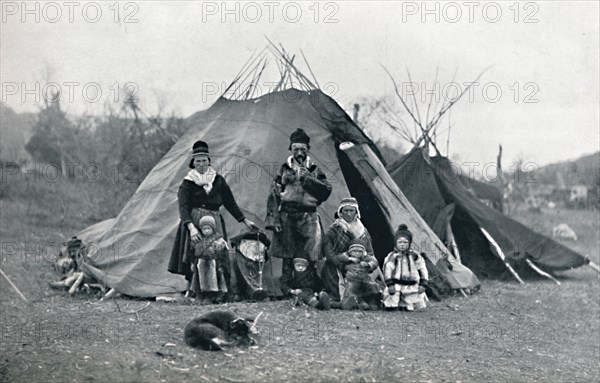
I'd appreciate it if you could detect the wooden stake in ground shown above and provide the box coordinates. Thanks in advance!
[526,259,561,285]
[0,268,29,303]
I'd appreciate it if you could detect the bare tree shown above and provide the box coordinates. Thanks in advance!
[380,65,490,156]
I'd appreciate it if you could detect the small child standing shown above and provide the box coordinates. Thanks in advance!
[280,258,331,310]
[383,224,429,311]
[191,216,229,304]
[341,240,383,310]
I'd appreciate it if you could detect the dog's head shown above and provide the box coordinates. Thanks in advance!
[229,318,257,346]
[54,256,75,275]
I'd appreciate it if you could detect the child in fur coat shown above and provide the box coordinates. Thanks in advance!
[191,216,229,304]
[382,224,429,311]
[280,258,331,310]
[341,240,383,310]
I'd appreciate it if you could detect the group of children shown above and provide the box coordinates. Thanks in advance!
[280,223,429,311]
[190,214,429,311]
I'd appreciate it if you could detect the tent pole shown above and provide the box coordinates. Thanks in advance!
[447,222,461,262]
[250,58,269,99]
[222,47,267,98]
[265,39,316,90]
[101,288,117,301]
[504,262,525,284]
[231,51,268,99]
[526,259,561,285]
[588,261,600,274]
[301,49,320,89]
[0,268,29,303]
[480,228,525,284]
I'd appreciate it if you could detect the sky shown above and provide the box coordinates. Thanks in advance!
[1,0,599,167]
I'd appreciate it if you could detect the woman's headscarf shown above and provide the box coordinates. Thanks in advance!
[335,197,365,238]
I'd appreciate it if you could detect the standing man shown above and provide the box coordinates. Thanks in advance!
[266,128,332,283]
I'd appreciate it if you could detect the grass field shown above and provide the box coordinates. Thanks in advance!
[1,194,599,382]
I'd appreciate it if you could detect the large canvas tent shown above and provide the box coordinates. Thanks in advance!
[77,47,479,297]
[388,147,591,279]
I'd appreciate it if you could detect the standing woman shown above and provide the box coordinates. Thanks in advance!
[168,140,256,296]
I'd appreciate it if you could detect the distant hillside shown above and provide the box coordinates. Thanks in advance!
[0,104,35,161]
[536,152,600,187]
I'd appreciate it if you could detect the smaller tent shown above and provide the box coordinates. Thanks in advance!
[378,66,591,281]
[388,147,591,280]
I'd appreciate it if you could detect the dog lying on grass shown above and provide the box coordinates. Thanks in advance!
[184,310,260,351]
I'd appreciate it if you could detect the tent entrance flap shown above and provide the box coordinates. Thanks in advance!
[339,143,450,265]
[448,204,506,277]
[336,144,394,262]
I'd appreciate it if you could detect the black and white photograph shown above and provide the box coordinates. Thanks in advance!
[1,1,599,382]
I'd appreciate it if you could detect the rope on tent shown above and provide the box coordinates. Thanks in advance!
[525,259,561,285]
[480,228,524,284]
[0,268,29,303]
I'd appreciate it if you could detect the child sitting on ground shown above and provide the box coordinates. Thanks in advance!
[382,224,429,311]
[280,258,331,310]
[340,240,383,310]
[191,216,229,305]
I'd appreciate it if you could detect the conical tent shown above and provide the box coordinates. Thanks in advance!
[388,147,590,279]
[78,48,479,297]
